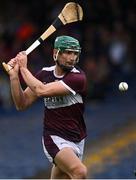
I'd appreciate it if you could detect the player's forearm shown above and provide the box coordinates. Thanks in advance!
[20,67,44,96]
[10,75,27,110]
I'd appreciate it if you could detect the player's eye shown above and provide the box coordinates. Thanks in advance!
[64,50,78,56]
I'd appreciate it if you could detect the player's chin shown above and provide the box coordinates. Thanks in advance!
[66,65,74,70]
[66,63,75,68]
[62,65,74,71]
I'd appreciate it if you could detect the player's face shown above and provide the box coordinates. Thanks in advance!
[57,50,79,68]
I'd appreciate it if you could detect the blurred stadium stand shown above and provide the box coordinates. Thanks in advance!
[0,0,136,178]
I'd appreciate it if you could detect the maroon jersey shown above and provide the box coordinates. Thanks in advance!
[36,65,87,142]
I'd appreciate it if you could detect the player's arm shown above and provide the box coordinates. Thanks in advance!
[8,58,38,110]
[11,77,37,110]
[20,67,70,97]
[17,51,70,97]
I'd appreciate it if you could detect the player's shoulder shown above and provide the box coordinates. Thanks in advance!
[64,66,86,83]
[35,65,55,80]
[70,66,86,77]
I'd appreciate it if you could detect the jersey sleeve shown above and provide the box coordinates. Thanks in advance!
[35,70,45,82]
[60,72,87,95]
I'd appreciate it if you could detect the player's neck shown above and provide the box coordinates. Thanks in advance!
[55,64,66,76]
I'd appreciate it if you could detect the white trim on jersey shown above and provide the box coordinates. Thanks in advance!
[60,80,76,95]
[53,71,65,78]
[44,93,83,109]
[42,66,55,71]
[71,67,80,73]
[42,65,80,74]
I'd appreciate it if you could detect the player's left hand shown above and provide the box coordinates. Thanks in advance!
[16,51,28,69]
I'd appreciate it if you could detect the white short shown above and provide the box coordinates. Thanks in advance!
[42,135,85,163]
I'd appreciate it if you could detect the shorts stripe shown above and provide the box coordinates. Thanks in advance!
[42,134,60,162]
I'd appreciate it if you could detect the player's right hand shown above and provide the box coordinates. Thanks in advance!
[8,58,19,76]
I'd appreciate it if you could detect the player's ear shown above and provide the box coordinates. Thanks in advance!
[53,49,58,61]
[53,49,60,61]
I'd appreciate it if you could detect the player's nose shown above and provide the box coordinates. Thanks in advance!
[69,52,77,61]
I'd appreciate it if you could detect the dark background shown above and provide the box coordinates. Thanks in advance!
[0,0,136,178]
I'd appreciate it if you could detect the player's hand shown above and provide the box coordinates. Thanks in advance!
[17,51,27,69]
[8,58,19,76]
